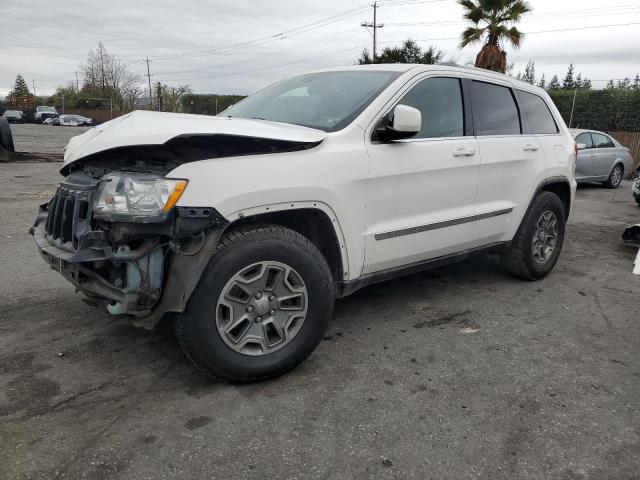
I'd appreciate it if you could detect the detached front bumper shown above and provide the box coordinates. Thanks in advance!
[32,183,228,328]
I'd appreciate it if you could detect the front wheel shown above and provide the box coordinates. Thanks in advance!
[604,164,623,189]
[501,191,566,280]
[176,225,334,382]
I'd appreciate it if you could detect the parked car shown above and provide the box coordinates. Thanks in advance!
[43,117,59,126]
[2,110,24,123]
[571,129,634,188]
[69,114,93,126]
[34,106,58,124]
[32,65,576,382]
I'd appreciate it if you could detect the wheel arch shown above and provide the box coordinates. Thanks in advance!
[536,176,572,220]
[611,160,627,177]
[224,202,349,283]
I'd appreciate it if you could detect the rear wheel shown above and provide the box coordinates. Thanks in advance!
[176,225,334,382]
[501,191,566,280]
[604,164,623,189]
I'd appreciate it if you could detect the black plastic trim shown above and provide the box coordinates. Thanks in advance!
[374,207,513,240]
[337,242,506,298]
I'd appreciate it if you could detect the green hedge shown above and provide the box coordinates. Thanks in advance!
[548,89,640,132]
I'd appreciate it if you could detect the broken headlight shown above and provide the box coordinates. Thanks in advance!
[93,172,188,222]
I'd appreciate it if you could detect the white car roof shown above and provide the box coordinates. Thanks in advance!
[303,63,550,96]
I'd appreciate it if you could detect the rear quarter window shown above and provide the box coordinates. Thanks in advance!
[515,90,558,134]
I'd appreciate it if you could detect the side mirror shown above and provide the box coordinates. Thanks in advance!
[576,143,587,150]
[376,104,422,142]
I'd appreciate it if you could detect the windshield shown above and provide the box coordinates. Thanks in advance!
[4,110,20,115]
[222,70,400,132]
[37,106,56,112]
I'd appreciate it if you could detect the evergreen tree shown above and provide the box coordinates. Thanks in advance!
[523,60,535,84]
[537,74,546,89]
[356,39,443,65]
[616,78,632,89]
[633,74,640,90]
[562,63,575,89]
[10,74,31,96]
[548,75,561,90]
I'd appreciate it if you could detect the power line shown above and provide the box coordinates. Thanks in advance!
[385,6,640,27]
[158,44,369,83]
[154,27,364,77]
[380,21,640,44]
[144,4,372,62]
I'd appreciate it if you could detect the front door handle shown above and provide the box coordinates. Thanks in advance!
[523,144,540,152]
[452,148,476,157]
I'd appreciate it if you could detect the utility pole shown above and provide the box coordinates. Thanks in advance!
[75,70,79,91]
[144,58,153,110]
[156,82,162,112]
[361,2,384,61]
[32,80,36,96]
[569,86,578,128]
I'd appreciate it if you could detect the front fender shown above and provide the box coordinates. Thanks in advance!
[169,141,369,280]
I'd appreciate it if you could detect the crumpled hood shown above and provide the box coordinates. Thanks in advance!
[63,110,328,167]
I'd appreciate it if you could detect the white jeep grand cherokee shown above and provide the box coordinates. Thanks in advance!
[32,64,576,382]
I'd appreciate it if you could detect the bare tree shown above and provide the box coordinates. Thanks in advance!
[156,84,192,112]
[80,42,145,111]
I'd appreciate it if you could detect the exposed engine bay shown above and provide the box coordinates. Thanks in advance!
[32,162,228,328]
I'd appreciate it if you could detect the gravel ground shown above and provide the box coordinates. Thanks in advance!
[8,124,90,155]
[0,161,639,480]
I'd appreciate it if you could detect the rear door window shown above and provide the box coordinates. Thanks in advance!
[515,90,558,134]
[575,132,593,149]
[592,132,614,148]
[470,81,520,136]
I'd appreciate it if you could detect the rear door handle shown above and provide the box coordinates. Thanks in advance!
[523,144,540,152]
[452,148,476,157]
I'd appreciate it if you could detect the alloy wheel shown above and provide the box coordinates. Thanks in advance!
[532,211,558,264]
[215,261,308,356]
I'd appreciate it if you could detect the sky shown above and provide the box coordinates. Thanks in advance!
[1,0,639,98]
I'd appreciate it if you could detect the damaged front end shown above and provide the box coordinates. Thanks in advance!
[32,168,227,329]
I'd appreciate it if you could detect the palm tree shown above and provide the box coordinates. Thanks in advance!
[458,0,531,73]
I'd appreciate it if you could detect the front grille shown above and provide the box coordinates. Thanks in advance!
[45,186,92,249]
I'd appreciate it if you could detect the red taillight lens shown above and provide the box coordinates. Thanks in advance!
[574,143,579,157]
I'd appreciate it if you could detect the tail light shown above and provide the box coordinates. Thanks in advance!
[574,143,579,157]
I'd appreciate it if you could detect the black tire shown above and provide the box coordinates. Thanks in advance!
[603,164,623,189]
[175,225,334,382]
[0,117,15,152]
[501,191,566,280]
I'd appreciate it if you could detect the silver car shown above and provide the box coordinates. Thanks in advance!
[571,129,634,188]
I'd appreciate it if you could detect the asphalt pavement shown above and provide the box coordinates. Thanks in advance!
[1,160,639,480]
